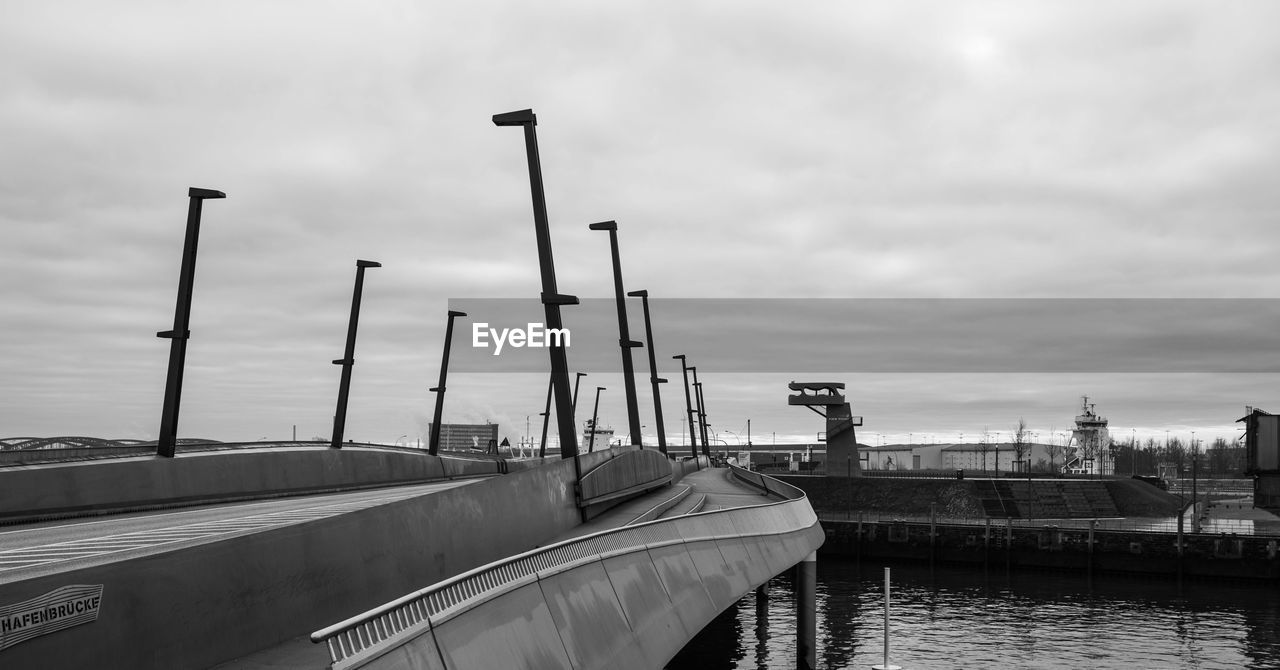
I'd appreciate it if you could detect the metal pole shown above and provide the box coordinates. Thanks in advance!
[1192,448,1199,534]
[674,355,698,457]
[590,221,643,447]
[796,552,818,670]
[884,567,891,669]
[692,371,710,457]
[589,387,605,453]
[871,567,902,670]
[493,109,579,462]
[628,290,667,454]
[156,187,225,458]
[538,375,553,458]
[330,259,380,449]
[428,310,466,456]
[571,372,586,423]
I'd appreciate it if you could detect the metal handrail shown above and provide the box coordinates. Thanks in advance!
[817,509,1280,537]
[310,469,817,668]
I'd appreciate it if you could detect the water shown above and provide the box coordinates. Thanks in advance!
[667,560,1280,669]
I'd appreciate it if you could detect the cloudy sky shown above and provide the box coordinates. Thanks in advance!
[2,2,1278,450]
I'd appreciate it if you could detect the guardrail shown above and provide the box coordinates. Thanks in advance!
[0,441,512,468]
[817,509,1280,537]
[311,465,817,669]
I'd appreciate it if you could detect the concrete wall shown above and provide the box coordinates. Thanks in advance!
[580,448,672,502]
[0,446,678,669]
[0,447,505,521]
[820,518,1280,581]
[347,476,823,670]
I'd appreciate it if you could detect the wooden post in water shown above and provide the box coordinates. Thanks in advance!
[755,582,769,640]
[856,511,863,564]
[1006,517,1013,573]
[984,517,991,570]
[1088,518,1096,580]
[796,552,817,670]
[1177,512,1185,581]
[929,502,937,569]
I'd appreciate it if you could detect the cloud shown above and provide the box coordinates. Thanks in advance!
[2,2,1279,444]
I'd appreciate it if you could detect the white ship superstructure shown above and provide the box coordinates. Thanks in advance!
[1063,395,1114,475]
[582,418,615,452]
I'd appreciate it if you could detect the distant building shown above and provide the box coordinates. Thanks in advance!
[941,442,1054,473]
[862,444,949,470]
[1240,407,1280,509]
[427,423,499,452]
[736,439,1055,474]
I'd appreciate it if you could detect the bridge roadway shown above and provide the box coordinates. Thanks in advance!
[0,480,477,584]
[301,466,823,670]
[0,448,821,668]
[214,467,787,669]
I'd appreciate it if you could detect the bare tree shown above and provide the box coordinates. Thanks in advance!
[978,427,991,472]
[1045,429,1063,474]
[1013,418,1029,474]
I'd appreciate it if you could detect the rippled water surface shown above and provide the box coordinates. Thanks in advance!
[667,560,1280,669]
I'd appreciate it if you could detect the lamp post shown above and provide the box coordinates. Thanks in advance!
[588,387,606,453]
[538,376,553,458]
[492,108,579,461]
[692,370,710,457]
[628,289,667,454]
[571,372,587,422]
[330,259,381,449]
[428,310,466,456]
[156,187,226,458]
[589,221,643,447]
[674,355,699,457]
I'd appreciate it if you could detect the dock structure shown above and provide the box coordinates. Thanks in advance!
[788,381,863,477]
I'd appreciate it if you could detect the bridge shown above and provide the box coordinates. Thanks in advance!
[0,442,824,669]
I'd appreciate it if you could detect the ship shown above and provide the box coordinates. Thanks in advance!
[582,418,615,452]
[1063,395,1115,475]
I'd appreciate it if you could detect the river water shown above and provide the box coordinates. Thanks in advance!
[667,559,1280,669]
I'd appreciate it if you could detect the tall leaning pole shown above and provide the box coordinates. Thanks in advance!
[427,310,467,456]
[629,290,668,454]
[156,187,225,458]
[492,109,580,466]
[330,259,381,449]
[590,221,644,448]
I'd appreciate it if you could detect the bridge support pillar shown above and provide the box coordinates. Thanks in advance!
[796,551,817,669]
[755,582,769,637]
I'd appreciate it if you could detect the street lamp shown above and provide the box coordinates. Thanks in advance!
[428,309,466,456]
[691,368,710,457]
[156,187,226,458]
[492,108,579,461]
[330,259,381,449]
[628,289,668,454]
[538,376,553,458]
[588,387,607,453]
[693,381,709,458]
[590,221,643,447]
[673,355,699,457]
[571,372,587,421]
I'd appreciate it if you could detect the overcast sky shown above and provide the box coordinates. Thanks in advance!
[2,2,1278,449]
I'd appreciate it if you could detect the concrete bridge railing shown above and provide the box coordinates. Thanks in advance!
[579,447,672,514]
[311,467,823,670]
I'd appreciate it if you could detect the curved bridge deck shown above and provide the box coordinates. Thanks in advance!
[309,466,823,670]
[0,450,821,669]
